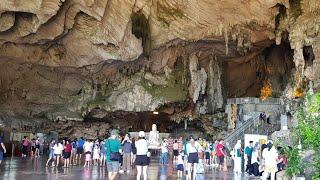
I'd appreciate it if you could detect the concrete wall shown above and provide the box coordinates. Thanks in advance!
[226,97,284,127]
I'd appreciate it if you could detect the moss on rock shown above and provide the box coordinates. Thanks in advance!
[141,58,188,102]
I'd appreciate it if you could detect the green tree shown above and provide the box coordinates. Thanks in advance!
[287,92,320,179]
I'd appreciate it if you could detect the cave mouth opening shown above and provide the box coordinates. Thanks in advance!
[84,109,200,135]
[225,38,295,98]
[131,11,151,56]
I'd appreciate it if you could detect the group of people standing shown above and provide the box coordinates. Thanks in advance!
[21,136,42,158]
[232,140,288,180]
[159,136,228,179]
[158,136,288,180]
[42,129,150,180]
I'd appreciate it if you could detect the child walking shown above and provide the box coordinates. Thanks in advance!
[84,151,91,167]
[177,151,184,179]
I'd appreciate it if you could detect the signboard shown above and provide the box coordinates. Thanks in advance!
[280,114,288,130]
[244,134,268,149]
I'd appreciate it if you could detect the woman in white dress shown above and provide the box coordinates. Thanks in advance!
[92,140,100,166]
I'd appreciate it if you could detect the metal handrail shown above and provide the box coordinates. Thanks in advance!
[225,115,260,147]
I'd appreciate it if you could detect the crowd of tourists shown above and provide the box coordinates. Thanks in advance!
[14,130,288,180]
[157,136,288,180]
[20,130,149,180]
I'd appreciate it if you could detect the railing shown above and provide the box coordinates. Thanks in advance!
[224,114,261,148]
[227,97,281,105]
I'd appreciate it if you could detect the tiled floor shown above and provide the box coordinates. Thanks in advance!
[0,156,246,180]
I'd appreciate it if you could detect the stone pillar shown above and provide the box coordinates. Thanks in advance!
[293,45,305,94]
[305,41,320,90]
[226,104,237,130]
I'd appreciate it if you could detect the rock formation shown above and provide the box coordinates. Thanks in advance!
[0,0,320,138]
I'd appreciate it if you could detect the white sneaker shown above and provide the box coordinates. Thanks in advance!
[119,170,124,174]
[126,170,130,174]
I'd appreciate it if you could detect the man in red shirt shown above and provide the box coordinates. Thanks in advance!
[215,139,225,171]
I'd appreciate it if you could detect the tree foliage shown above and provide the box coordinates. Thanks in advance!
[287,92,320,179]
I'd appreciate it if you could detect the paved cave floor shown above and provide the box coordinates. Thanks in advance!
[0,156,246,180]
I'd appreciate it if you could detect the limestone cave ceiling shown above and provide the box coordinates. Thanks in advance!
[0,0,320,136]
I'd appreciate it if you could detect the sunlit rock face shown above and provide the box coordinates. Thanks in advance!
[0,0,320,137]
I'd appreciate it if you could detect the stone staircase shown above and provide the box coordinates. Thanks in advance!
[224,112,279,148]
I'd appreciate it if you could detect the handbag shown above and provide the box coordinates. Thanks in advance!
[108,139,121,161]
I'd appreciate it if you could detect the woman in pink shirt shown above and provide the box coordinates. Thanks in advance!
[22,136,30,158]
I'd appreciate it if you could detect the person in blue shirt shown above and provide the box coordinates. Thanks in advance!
[75,137,85,165]
[122,133,132,173]
[0,137,7,164]
[105,129,121,180]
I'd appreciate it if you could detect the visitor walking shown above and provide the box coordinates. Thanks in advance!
[232,140,242,174]
[251,143,260,176]
[167,137,174,157]
[160,139,168,165]
[173,139,179,163]
[178,137,183,153]
[22,136,30,158]
[0,136,7,164]
[262,141,278,180]
[31,138,36,157]
[259,112,266,126]
[176,150,184,179]
[52,140,64,167]
[100,140,106,167]
[83,139,93,167]
[245,141,253,174]
[215,139,225,171]
[135,131,149,180]
[122,133,132,173]
[35,137,40,157]
[131,137,137,165]
[46,139,55,167]
[92,140,100,166]
[105,129,121,180]
[186,135,201,180]
[204,140,211,166]
[211,140,218,167]
[76,137,85,165]
[71,139,77,165]
[63,140,72,168]
[196,141,205,174]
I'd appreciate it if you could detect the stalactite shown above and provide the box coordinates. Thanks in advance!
[224,27,229,55]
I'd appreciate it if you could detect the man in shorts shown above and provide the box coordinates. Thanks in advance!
[76,137,85,165]
[105,130,121,180]
[216,139,225,171]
